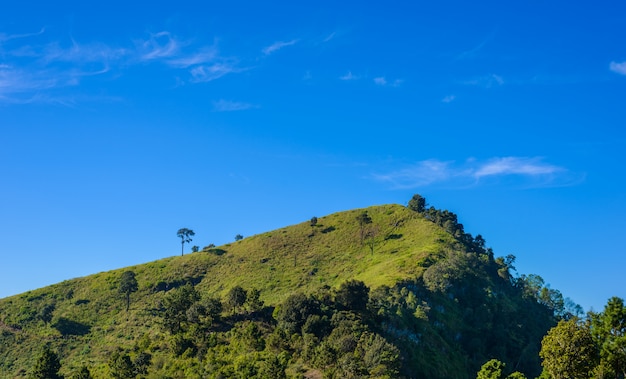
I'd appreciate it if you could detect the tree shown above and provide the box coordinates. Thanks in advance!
[539,318,598,379]
[310,216,318,227]
[335,280,370,313]
[191,245,199,253]
[275,292,320,335]
[70,366,92,379]
[356,211,372,245]
[118,270,138,312]
[246,288,264,313]
[476,359,505,379]
[31,345,62,379]
[592,296,626,378]
[177,228,195,256]
[234,234,244,241]
[226,285,247,314]
[162,283,200,334]
[108,349,134,379]
[408,194,426,213]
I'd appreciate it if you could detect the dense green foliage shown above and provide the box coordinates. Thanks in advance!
[539,297,626,378]
[0,197,585,378]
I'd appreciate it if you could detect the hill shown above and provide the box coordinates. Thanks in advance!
[0,201,565,378]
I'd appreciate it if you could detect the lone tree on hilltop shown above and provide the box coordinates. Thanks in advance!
[119,271,138,312]
[408,193,426,213]
[177,228,195,256]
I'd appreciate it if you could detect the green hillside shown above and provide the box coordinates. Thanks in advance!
[0,201,564,378]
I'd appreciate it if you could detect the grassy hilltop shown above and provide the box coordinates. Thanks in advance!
[0,202,561,378]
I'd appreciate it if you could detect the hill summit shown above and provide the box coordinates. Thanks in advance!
[0,197,567,378]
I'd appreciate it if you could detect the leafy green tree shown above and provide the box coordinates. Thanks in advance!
[204,297,223,321]
[133,352,152,376]
[191,245,199,253]
[162,283,200,334]
[258,355,287,379]
[226,285,247,314]
[70,366,92,379]
[408,194,426,213]
[246,288,264,313]
[108,349,134,379]
[592,296,626,378]
[31,345,62,379]
[335,280,370,313]
[355,332,401,377]
[176,228,195,256]
[540,318,598,379]
[310,216,318,227]
[275,292,320,335]
[476,359,505,379]
[506,372,527,379]
[118,270,138,312]
[234,234,244,241]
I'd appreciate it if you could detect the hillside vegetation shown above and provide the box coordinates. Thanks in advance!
[0,200,571,378]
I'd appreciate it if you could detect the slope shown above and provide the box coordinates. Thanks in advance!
[0,204,451,376]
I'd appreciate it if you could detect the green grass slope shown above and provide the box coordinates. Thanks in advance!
[0,204,457,377]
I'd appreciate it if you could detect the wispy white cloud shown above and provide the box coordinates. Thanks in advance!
[463,74,504,88]
[0,28,45,43]
[373,77,387,86]
[372,157,579,189]
[455,31,496,60]
[138,31,180,61]
[0,27,248,103]
[190,61,242,82]
[262,39,298,55]
[167,46,218,68]
[323,32,336,43]
[372,160,455,188]
[340,71,358,80]
[374,76,403,87]
[473,157,561,178]
[212,99,258,112]
[609,61,626,75]
[442,95,456,103]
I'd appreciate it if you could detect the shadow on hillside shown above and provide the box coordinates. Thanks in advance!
[52,317,91,336]
[151,276,205,293]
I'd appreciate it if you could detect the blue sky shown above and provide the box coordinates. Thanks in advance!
[1,1,625,312]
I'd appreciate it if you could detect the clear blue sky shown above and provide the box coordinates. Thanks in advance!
[1,1,625,312]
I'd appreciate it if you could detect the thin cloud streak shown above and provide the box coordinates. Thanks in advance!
[262,39,298,55]
[463,74,504,88]
[212,99,258,112]
[372,157,578,189]
[474,157,561,178]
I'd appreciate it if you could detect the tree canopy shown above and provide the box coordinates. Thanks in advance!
[176,228,195,256]
[118,270,138,312]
